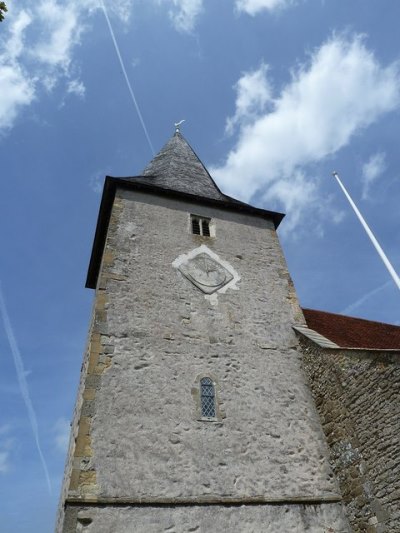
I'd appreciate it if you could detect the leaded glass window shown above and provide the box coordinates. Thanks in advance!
[200,377,216,418]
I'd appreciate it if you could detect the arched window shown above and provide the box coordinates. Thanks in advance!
[200,377,216,418]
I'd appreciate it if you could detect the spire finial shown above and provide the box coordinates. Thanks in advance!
[174,119,185,133]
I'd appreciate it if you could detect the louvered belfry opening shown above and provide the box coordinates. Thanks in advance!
[191,215,211,237]
[192,217,201,235]
[201,219,210,236]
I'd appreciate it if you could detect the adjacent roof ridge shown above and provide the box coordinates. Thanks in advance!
[302,307,399,328]
[301,307,400,350]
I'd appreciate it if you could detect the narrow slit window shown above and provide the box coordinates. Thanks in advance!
[191,215,212,237]
[200,377,216,418]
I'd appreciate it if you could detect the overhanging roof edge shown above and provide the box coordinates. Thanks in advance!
[114,176,284,223]
[85,176,285,289]
[85,177,117,289]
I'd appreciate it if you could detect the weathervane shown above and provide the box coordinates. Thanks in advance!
[174,119,186,133]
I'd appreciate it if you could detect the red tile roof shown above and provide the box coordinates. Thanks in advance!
[302,308,400,349]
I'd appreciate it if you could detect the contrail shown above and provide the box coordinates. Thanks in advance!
[99,0,155,156]
[0,282,52,494]
[341,280,392,316]
[333,171,400,292]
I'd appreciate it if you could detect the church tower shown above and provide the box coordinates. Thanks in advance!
[57,131,349,532]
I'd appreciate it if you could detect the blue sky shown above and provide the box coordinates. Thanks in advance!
[1,1,399,531]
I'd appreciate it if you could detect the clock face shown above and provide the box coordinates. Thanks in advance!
[188,255,227,287]
[178,253,233,294]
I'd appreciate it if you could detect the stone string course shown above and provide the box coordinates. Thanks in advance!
[300,336,400,532]
[63,502,349,532]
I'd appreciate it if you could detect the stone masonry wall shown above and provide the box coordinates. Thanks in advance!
[56,312,95,531]
[59,189,349,531]
[57,194,126,531]
[300,336,400,532]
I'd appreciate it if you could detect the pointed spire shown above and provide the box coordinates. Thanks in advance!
[137,131,226,202]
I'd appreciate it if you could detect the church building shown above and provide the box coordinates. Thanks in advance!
[57,130,400,532]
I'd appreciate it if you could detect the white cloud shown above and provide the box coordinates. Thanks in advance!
[0,0,206,134]
[265,170,317,228]
[32,1,81,69]
[211,35,400,229]
[41,74,59,92]
[0,9,36,132]
[32,0,136,69]
[54,418,70,453]
[0,0,138,135]
[83,0,135,23]
[236,0,296,15]
[108,0,134,24]
[164,0,203,33]
[226,63,273,134]
[67,79,86,98]
[6,10,32,60]
[361,152,386,199]
[0,63,36,131]
[0,1,83,132]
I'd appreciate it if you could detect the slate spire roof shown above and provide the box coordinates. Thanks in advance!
[134,131,227,202]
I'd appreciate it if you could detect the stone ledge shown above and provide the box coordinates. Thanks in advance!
[65,494,343,506]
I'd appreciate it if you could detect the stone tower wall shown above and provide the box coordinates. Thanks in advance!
[59,188,349,532]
